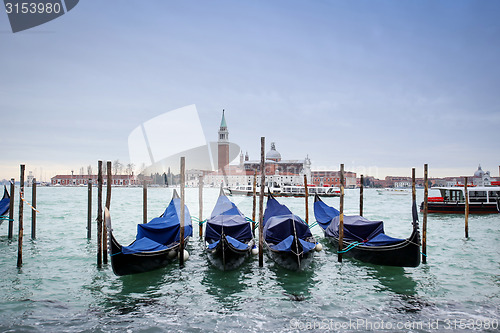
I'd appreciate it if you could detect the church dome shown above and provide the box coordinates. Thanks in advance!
[474,164,484,178]
[266,142,281,162]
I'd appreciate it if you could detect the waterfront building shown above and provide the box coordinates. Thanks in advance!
[51,174,140,186]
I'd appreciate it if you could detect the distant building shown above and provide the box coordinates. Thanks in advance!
[51,174,139,186]
[310,170,357,188]
[203,142,312,188]
[472,164,491,186]
[217,110,230,170]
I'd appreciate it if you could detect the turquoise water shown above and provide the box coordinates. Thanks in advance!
[0,187,499,332]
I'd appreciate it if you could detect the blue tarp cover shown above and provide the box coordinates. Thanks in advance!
[0,187,10,216]
[313,198,340,230]
[263,196,313,253]
[326,215,384,242]
[316,197,415,247]
[122,237,168,254]
[210,194,243,218]
[205,194,252,243]
[269,234,294,251]
[268,235,316,254]
[226,235,250,250]
[363,233,404,246]
[207,236,249,250]
[207,240,219,250]
[263,196,292,225]
[128,193,193,253]
[264,215,313,244]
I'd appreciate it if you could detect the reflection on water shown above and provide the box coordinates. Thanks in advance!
[366,264,417,296]
[363,262,435,314]
[270,265,316,301]
[202,257,253,311]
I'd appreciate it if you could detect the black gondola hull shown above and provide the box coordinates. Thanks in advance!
[206,236,254,271]
[326,229,421,267]
[109,232,186,276]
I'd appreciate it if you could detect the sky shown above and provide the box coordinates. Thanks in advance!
[1,0,499,181]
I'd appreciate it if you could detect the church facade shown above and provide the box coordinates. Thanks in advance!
[198,111,312,188]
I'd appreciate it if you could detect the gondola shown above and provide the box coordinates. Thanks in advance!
[106,190,193,276]
[0,186,10,225]
[314,194,420,267]
[263,192,317,271]
[205,187,254,270]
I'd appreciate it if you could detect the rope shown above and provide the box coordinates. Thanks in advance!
[0,215,14,221]
[191,217,206,224]
[21,194,40,214]
[400,239,429,258]
[333,241,361,254]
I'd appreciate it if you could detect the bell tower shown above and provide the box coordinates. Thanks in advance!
[218,109,229,170]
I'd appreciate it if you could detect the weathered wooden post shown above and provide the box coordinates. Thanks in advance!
[198,175,203,238]
[87,179,92,239]
[252,171,257,235]
[179,157,186,267]
[31,178,36,239]
[258,137,265,267]
[143,180,147,224]
[97,161,103,267]
[104,161,112,264]
[359,174,364,216]
[304,174,309,224]
[422,164,428,264]
[464,176,469,238]
[17,165,25,268]
[412,168,416,202]
[8,178,15,239]
[338,164,345,263]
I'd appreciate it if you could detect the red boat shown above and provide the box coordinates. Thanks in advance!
[422,186,500,214]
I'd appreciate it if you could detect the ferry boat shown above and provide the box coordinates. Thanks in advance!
[279,185,341,197]
[227,185,340,197]
[422,186,500,214]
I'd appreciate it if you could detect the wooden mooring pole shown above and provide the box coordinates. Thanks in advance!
[104,161,112,264]
[258,137,265,267]
[359,175,364,216]
[87,179,92,239]
[464,177,469,239]
[338,164,345,263]
[412,168,416,203]
[143,180,147,224]
[17,165,25,268]
[252,171,257,235]
[304,174,309,224]
[422,164,428,264]
[179,157,186,267]
[97,161,103,267]
[199,175,203,238]
[8,178,15,239]
[31,178,36,239]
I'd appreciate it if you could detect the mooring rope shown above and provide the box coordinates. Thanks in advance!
[191,217,207,225]
[0,215,14,221]
[334,241,362,254]
[20,194,40,214]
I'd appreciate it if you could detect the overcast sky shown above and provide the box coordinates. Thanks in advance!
[1,0,499,181]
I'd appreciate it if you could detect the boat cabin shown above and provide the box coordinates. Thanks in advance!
[434,187,500,204]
